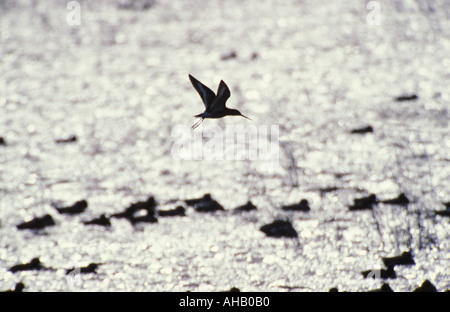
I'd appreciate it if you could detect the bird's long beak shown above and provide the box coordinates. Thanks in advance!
[240,114,252,120]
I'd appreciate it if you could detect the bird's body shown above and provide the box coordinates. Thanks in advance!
[189,74,251,129]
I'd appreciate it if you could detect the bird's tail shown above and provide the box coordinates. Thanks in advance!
[194,113,203,118]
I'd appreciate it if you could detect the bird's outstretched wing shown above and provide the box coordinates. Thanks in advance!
[209,80,231,111]
[217,80,230,101]
[189,74,216,109]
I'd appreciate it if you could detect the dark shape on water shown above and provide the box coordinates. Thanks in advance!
[367,283,394,292]
[234,201,257,212]
[12,283,25,292]
[228,287,240,292]
[130,214,158,225]
[66,263,100,275]
[413,280,437,292]
[260,220,298,238]
[395,94,418,102]
[381,193,410,206]
[195,199,224,213]
[361,266,396,279]
[350,125,373,134]
[348,194,378,211]
[318,186,339,196]
[189,74,251,129]
[185,193,224,212]
[83,214,111,227]
[17,214,55,230]
[185,194,211,206]
[382,251,415,267]
[435,210,450,217]
[55,135,77,144]
[54,199,88,215]
[435,201,450,217]
[2,283,25,292]
[112,196,157,224]
[117,0,155,10]
[159,206,185,217]
[329,287,339,292]
[282,199,310,212]
[221,51,237,60]
[0,137,5,146]
[9,258,43,273]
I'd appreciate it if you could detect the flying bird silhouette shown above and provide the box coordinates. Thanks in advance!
[189,74,251,129]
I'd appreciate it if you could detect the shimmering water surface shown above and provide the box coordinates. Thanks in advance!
[0,0,449,291]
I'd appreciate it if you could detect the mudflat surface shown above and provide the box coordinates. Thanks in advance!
[0,0,449,291]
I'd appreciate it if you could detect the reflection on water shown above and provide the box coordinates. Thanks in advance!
[0,0,449,291]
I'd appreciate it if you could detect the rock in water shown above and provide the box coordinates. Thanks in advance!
[221,51,237,60]
[117,0,155,10]
[9,258,43,273]
[185,194,211,206]
[195,200,224,212]
[2,283,25,292]
[435,201,450,217]
[350,126,373,134]
[54,200,88,215]
[395,94,418,102]
[281,199,310,212]
[381,193,410,206]
[361,266,396,279]
[367,283,394,292]
[83,214,111,227]
[234,201,257,212]
[260,220,298,238]
[185,194,224,212]
[348,194,378,211]
[112,196,157,223]
[382,251,415,267]
[55,135,77,144]
[66,263,100,275]
[159,206,185,217]
[413,280,437,292]
[17,214,55,230]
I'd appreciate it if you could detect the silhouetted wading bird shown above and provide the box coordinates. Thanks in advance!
[188,74,251,129]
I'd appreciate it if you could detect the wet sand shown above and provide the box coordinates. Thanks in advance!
[0,0,449,291]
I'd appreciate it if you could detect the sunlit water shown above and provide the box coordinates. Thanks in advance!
[0,0,449,291]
